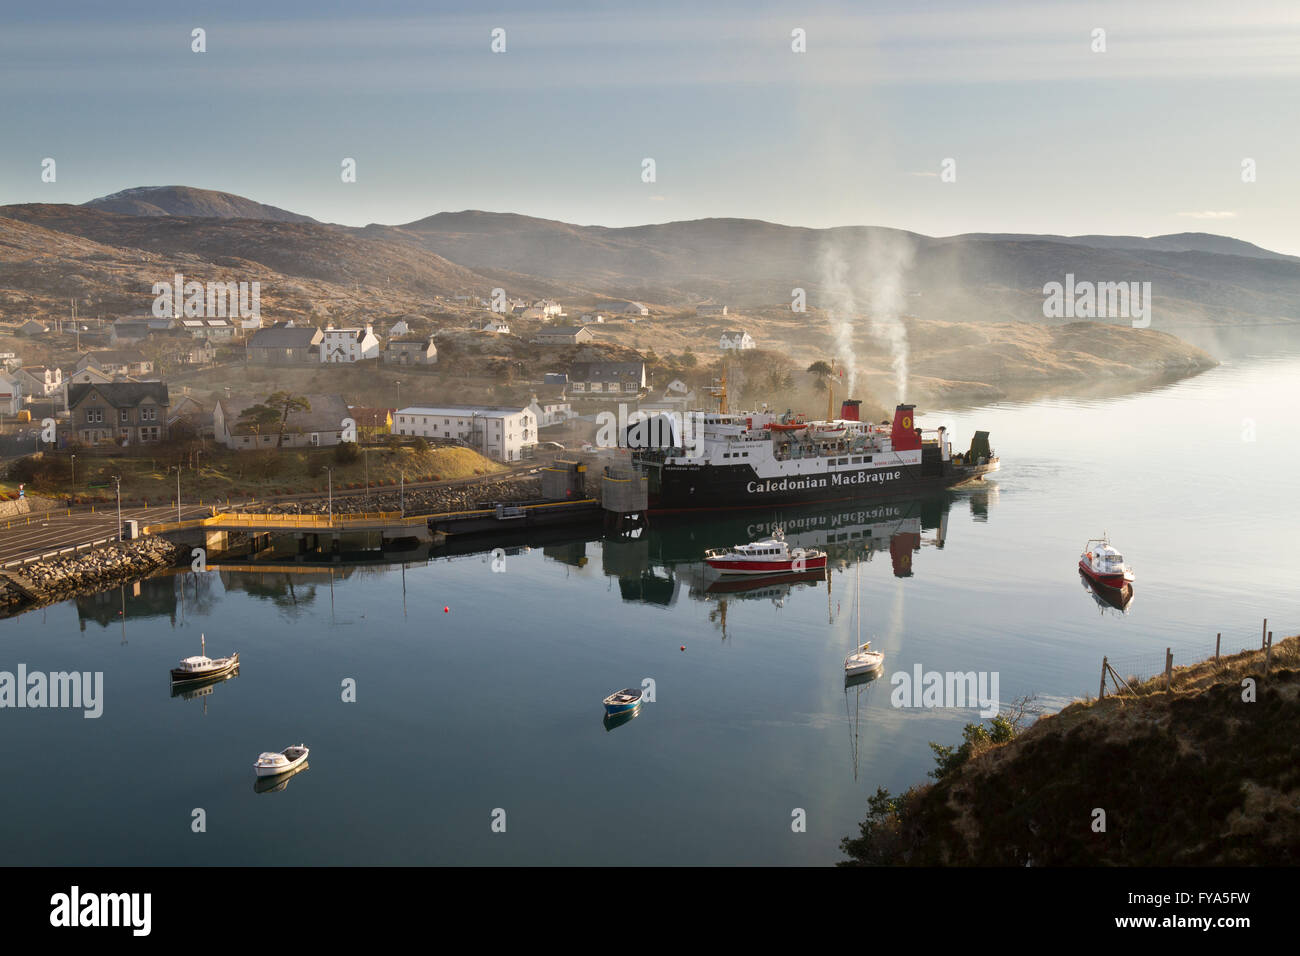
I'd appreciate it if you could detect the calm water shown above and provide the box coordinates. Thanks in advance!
[2,354,1298,865]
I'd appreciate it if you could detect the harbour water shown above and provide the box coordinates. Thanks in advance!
[1,353,1297,865]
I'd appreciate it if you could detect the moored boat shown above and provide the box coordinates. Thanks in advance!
[254,744,310,777]
[844,641,885,678]
[704,527,827,575]
[603,687,642,717]
[1079,537,1134,590]
[171,633,239,684]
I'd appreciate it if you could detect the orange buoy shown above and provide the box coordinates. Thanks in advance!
[444,606,450,613]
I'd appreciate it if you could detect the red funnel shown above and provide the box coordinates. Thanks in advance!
[839,399,861,422]
[890,404,921,451]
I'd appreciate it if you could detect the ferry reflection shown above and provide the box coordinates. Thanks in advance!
[608,491,979,607]
[1079,570,1134,614]
[253,762,309,794]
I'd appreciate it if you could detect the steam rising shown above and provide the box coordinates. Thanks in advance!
[817,232,916,401]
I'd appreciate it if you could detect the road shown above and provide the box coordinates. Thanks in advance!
[0,459,555,567]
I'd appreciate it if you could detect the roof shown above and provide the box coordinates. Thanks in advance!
[398,404,530,418]
[217,393,350,436]
[67,382,170,409]
[536,326,590,336]
[568,361,645,382]
[388,337,435,347]
[79,349,147,366]
[248,325,320,348]
[720,329,750,337]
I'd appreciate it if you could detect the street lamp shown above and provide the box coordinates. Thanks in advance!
[326,466,333,522]
[70,453,76,488]
[113,475,122,541]
[172,464,182,522]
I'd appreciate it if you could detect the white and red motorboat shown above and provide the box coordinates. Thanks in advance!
[704,527,827,575]
[1079,537,1134,590]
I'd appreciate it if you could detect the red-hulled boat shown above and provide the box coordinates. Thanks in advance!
[704,528,827,575]
[1079,537,1134,590]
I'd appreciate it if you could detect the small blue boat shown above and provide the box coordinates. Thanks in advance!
[603,687,642,717]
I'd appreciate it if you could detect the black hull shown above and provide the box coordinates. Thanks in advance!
[644,460,997,513]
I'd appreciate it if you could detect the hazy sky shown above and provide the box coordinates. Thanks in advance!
[3,0,1297,252]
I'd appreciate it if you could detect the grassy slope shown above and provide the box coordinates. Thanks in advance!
[7,444,507,503]
[847,635,1300,866]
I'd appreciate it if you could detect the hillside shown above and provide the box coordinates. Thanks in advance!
[840,635,1300,866]
[84,185,319,223]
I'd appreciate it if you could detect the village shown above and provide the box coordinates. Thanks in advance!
[0,294,794,508]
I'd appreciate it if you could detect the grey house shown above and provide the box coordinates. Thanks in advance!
[246,323,323,364]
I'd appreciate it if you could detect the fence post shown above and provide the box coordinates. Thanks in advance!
[1164,648,1173,691]
[1265,631,1273,675]
[1099,656,1108,699]
[1215,633,1221,661]
[1262,618,1268,649]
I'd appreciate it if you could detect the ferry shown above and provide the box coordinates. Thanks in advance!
[629,385,997,512]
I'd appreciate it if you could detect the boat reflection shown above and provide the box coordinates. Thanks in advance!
[253,761,309,794]
[1079,570,1134,613]
[170,666,240,701]
[602,708,640,732]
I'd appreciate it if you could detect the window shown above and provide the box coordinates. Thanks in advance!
[141,407,156,422]
[120,409,129,424]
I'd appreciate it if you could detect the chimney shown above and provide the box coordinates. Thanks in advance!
[890,404,922,451]
[839,399,861,422]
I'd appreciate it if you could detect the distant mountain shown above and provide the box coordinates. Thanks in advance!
[4,187,1300,359]
[84,186,318,224]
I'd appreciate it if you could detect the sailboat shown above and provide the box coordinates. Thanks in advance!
[844,560,885,679]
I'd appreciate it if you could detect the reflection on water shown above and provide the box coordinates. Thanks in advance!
[602,709,640,733]
[170,666,240,702]
[1079,571,1134,615]
[253,762,309,794]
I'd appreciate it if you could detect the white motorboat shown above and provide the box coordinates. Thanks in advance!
[254,744,310,778]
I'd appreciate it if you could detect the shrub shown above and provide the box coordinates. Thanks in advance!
[334,441,361,464]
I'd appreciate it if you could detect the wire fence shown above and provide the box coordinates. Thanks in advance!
[1100,620,1284,699]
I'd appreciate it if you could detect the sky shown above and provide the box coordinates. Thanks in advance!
[2,0,1298,253]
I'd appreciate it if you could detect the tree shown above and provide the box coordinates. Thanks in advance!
[806,360,832,377]
[238,391,312,448]
[680,349,697,368]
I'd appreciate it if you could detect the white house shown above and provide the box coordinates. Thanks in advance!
[14,365,63,399]
[0,371,21,415]
[388,319,411,337]
[697,304,728,316]
[533,299,563,317]
[393,404,537,462]
[719,329,756,351]
[527,395,575,428]
[480,318,511,334]
[320,324,380,363]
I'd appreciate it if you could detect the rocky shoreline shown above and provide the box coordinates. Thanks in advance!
[0,538,180,616]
